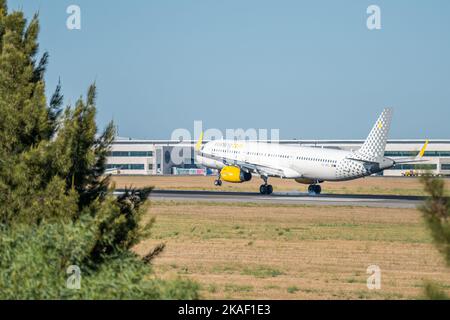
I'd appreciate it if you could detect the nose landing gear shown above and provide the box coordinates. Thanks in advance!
[308,184,322,195]
[259,176,273,195]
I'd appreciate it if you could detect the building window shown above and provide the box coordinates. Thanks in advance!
[107,164,145,170]
[148,164,153,170]
[435,152,450,157]
[109,151,129,157]
[130,151,153,157]
[108,151,153,157]
[164,150,171,164]
[391,164,437,170]
[441,164,450,170]
[385,151,450,157]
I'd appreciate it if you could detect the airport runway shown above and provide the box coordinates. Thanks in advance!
[129,189,426,208]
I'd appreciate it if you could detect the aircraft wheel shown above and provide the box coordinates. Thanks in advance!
[314,185,322,195]
[260,184,273,195]
[308,184,322,195]
[214,179,222,186]
[260,185,267,194]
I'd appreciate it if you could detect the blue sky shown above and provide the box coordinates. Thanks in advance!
[8,0,450,139]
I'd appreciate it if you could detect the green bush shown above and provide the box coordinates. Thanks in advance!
[420,175,450,299]
[0,221,199,299]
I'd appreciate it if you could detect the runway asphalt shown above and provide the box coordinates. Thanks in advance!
[115,189,425,208]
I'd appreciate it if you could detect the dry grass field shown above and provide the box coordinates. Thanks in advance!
[134,201,450,300]
[112,175,450,196]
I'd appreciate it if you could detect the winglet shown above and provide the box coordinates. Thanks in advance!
[195,132,204,152]
[418,140,429,158]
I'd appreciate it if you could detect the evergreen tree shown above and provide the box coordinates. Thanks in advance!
[55,84,115,209]
[0,1,198,299]
[0,3,55,155]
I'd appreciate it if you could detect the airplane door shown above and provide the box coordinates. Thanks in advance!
[243,142,249,163]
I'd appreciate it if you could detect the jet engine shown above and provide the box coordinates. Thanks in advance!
[220,166,252,183]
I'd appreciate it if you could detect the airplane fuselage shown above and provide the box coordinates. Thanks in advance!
[194,109,426,195]
[196,140,395,183]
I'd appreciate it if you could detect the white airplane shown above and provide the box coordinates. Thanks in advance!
[195,108,428,195]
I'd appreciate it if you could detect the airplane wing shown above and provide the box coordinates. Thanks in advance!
[194,132,300,178]
[226,159,286,177]
[195,132,288,176]
[200,151,297,178]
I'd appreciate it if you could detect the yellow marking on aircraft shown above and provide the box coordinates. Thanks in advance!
[232,143,244,149]
[378,121,383,129]
[418,140,429,158]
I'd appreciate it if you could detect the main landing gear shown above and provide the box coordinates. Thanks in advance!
[259,176,273,195]
[214,171,222,186]
[308,184,322,195]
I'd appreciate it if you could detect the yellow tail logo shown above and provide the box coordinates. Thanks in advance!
[418,140,429,158]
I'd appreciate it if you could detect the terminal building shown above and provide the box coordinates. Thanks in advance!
[107,139,450,177]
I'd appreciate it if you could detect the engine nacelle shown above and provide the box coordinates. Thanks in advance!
[220,166,252,183]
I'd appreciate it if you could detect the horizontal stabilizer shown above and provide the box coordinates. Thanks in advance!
[392,159,428,164]
[346,158,379,165]
[390,140,429,165]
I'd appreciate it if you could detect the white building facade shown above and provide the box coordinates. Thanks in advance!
[107,140,174,175]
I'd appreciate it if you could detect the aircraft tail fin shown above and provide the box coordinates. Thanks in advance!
[358,108,393,161]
